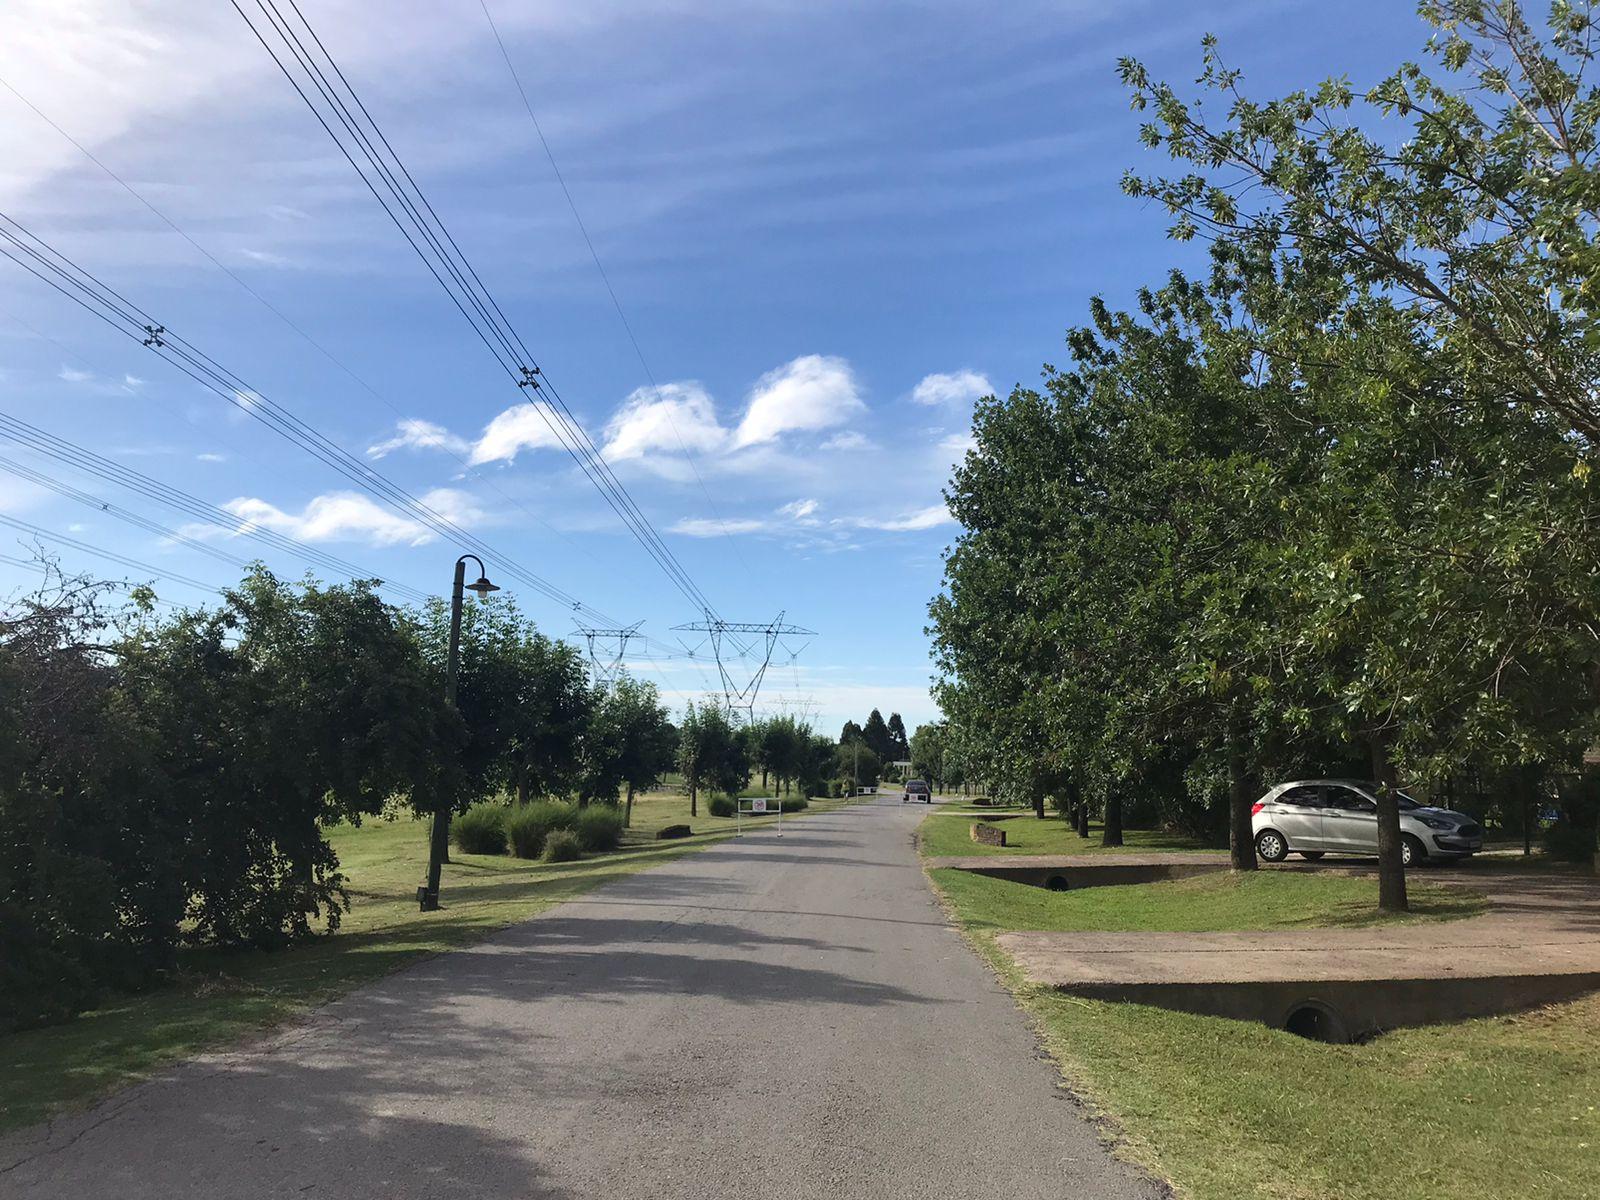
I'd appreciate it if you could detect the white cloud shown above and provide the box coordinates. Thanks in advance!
[602,382,727,462]
[733,354,864,449]
[820,431,873,451]
[367,418,470,460]
[56,364,142,395]
[940,431,977,461]
[368,407,567,466]
[239,248,291,267]
[470,403,568,465]
[911,369,992,407]
[851,503,953,532]
[208,487,483,548]
[669,516,768,537]
[196,452,227,463]
[669,495,949,542]
[373,355,867,481]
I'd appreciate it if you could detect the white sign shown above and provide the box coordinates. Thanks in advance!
[751,798,768,813]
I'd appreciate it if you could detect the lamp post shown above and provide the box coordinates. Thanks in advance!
[419,553,499,912]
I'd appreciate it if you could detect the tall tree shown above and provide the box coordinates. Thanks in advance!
[862,708,894,763]
[886,712,910,762]
[608,676,676,826]
[676,702,706,818]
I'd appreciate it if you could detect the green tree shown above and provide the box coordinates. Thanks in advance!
[677,702,707,818]
[602,675,676,825]
[1118,1,1600,900]
[862,708,894,763]
[417,595,589,806]
[909,722,946,791]
[886,712,910,763]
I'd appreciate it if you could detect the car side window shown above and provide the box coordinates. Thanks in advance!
[1328,787,1376,813]
[1278,786,1323,807]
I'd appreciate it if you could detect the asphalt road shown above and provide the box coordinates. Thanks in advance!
[2,797,1162,1199]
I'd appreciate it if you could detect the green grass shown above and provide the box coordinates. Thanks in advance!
[918,807,1210,858]
[919,812,1599,1200]
[0,790,851,1135]
[931,867,1488,933]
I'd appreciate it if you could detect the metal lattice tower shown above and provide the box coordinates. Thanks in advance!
[575,621,644,687]
[671,611,816,722]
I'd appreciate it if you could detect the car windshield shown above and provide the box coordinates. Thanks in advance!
[1350,782,1422,810]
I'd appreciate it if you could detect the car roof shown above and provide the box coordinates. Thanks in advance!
[1274,778,1371,788]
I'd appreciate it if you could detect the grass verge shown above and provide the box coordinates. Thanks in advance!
[0,791,849,1135]
[918,808,1209,858]
[919,814,1598,1200]
[931,866,1487,933]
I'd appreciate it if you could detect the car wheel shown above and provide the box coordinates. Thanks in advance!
[1298,851,1325,861]
[1401,835,1426,868]
[1256,829,1289,863]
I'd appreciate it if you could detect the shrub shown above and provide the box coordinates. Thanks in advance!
[506,800,577,859]
[1544,818,1598,864]
[656,823,692,840]
[574,805,623,853]
[452,804,508,855]
[708,795,737,818]
[541,829,583,863]
[780,795,809,812]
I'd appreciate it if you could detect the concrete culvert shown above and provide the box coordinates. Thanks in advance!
[1044,875,1070,892]
[1284,1001,1349,1044]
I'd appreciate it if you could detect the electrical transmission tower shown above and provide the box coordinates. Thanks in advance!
[671,612,816,723]
[576,621,644,687]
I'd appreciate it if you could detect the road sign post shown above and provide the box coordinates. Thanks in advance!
[736,795,782,837]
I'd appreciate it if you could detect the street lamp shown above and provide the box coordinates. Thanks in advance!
[419,553,498,911]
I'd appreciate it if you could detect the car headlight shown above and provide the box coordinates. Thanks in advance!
[1418,816,1454,831]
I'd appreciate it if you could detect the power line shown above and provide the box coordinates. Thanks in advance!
[0,209,632,627]
[0,413,432,603]
[234,0,724,622]
[0,445,432,606]
[474,0,757,574]
[0,550,187,612]
[0,68,609,565]
[246,0,713,614]
[0,512,221,596]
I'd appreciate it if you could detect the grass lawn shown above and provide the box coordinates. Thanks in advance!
[918,806,1210,858]
[919,812,1599,1200]
[0,790,850,1135]
[931,867,1487,933]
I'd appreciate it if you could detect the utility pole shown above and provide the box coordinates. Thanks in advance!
[419,554,498,912]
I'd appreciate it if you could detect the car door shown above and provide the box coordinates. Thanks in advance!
[1321,785,1379,854]
[1269,785,1328,850]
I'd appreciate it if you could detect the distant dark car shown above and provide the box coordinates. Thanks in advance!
[903,779,932,804]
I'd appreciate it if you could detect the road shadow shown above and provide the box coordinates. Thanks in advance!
[1,1056,572,1199]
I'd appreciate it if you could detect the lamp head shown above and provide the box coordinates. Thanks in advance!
[466,574,499,598]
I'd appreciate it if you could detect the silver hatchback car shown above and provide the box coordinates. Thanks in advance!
[1251,779,1483,866]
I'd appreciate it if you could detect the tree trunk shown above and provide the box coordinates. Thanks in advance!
[1228,700,1257,871]
[1368,734,1408,912]
[516,777,529,807]
[1032,788,1046,819]
[624,781,635,828]
[689,779,697,818]
[1076,800,1090,838]
[761,768,768,789]
[1102,791,1123,847]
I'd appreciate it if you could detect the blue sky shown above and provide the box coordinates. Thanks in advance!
[0,0,1428,732]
